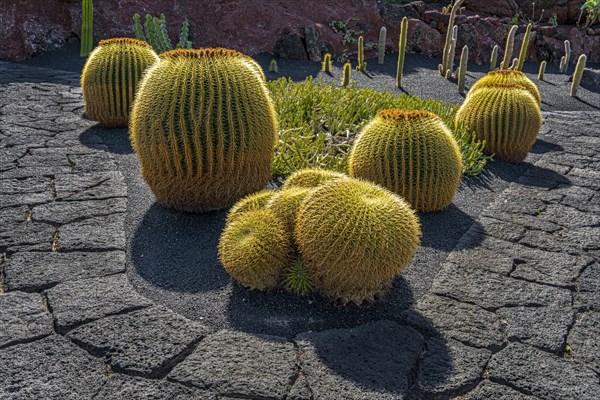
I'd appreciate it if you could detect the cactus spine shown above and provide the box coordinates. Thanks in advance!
[357,36,367,71]
[439,0,465,76]
[457,45,469,94]
[130,48,278,212]
[322,53,332,73]
[349,110,463,212]
[468,69,541,106]
[396,17,408,88]
[456,83,542,163]
[269,59,279,73]
[378,26,387,64]
[538,61,547,81]
[341,62,351,86]
[500,25,518,70]
[560,40,571,73]
[295,178,421,305]
[80,0,93,57]
[516,23,532,71]
[490,45,499,71]
[570,54,587,97]
[81,38,159,127]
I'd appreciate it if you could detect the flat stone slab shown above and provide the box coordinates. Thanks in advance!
[576,263,600,310]
[57,213,126,251]
[0,335,107,399]
[4,250,125,291]
[295,320,424,400]
[32,197,126,225]
[488,342,600,399]
[0,220,54,252]
[169,329,296,399]
[567,312,600,374]
[95,374,215,399]
[0,291,53,348]
[54,171,126,201]
[464,381,541,399]
[45,273,153,332]
[68,306,207,378]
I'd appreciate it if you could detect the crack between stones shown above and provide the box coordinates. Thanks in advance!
[0,252,7,292]
[55,304,152,335]
[11,270,127,294]
[0,333,53,351]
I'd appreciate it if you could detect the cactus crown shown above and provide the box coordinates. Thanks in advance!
[160,48,245,60]
[98,37,151,47]
[469,69,541,105]
[377,109,437,121]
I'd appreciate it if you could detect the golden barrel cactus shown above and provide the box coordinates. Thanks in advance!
[468,69,541,106]
[281,168,348,190]
[81,38,159,127]
[348,110,462,212]
[456,83,541,163]
[295,178,421,305]
[226,190,275,225]
[266,187,312,238]
[218,208,292,291]
[130,48,278,212]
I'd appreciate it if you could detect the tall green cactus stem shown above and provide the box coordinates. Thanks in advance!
[81,38,159,127]
[143,15,159,53]
[341,62,351,86]
[439,0,465,76]
[378,26,387,64]
[538,61,547,81]
[561,40,571,73]
[349,110,463,212]
[133,13,145,41]
[468,69,541,106]
[80,0,93,57]
[516,23,532,71]
[559,56,566,73]
[321,53,332,72]
[448,26,459,75]
[357,36,366,71]
[456,83,542,163]
[295,178,421,305]
[396,17,408,88]
[219,208,292,291]
[177,20,192,49]
[269,59,279,73]
[490,45,499,71]
[156,15,172,53]
[570,54,587,97]
[500,25,518,70]
[130,48,278,213]
[510,58,519,70]
[457,46,469,94]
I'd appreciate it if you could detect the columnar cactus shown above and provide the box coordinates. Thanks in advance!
[378,27,387,65]
[457,45,469,94]
[396,17,408,88]
[80,0,94,57]
[490,45,499,71]
[219,208,292,290]
[538,61,547,81]
[468,69,541,106]
[341,62,351,86]
[516,23,532,71]
[130,48,278,212]
[570,54,587,97]
[500,25,518,70]
[295,178,421,305]
[456,83,542,163]
[349,110,463,212]
[322,53,332,73]
[560,40,571,73]
[81,38,159,127]
[269,59,279,73]
[439,0,465,76]
[357,36,367,71]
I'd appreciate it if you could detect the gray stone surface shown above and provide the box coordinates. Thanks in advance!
[68,306,207,378]
[488,342,600,399]
[295,321,424,400]
[4,250,125,291]
[32,197,126,224]
[567,312,600,374]
[0,335,107,399]
[169,330,296,399]
[0,291,53,348]
[57,213,126,251]
[54,171,126,201]
[95,374,215,399]
[45,274,153,332]
[417,337,491,397]
[464,381,541,399]
[0,220,54,252]
[576,263,600,310]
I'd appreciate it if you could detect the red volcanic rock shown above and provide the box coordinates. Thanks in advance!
[463,0,519,18]
[406,18,442,56]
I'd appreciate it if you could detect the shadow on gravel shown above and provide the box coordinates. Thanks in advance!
[530,138,564,153]
[79,125,133,155]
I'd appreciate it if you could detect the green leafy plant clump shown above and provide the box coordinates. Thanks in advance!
[267,77,492,177]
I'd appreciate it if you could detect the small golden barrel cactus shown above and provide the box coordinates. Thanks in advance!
[468,69,541,106]
[456,82,541,163]
[266,187,312,238]
[130,48,278,213]
[226,190,275,224]
[349,110,462,212]
[295,178,421,305]
[81,38,159,127]
[281,168,348,190]
[218,208,292,291]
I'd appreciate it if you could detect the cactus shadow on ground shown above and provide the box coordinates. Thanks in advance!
[79,125,133,155]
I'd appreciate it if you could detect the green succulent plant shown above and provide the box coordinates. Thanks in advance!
[349,110,463,212]
[130,48,278,213]
[284,259,314,296]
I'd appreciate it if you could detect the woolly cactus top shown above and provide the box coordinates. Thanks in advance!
[377,109,439,121]
[160,48,249,60]
[98,37,151,47]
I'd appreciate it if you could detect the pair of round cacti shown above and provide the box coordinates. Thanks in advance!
[456,69,542,163]
[218,169,422,306]
[82,38,278,213]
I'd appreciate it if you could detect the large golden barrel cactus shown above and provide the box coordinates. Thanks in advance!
[456,83,541,163]
[218,208,292,291]
[281,168,348,190]
[295,178,421,305]
[81,38,159,127]
[130,48,278,212]
[266,187,313,239]
[348,110,462,212]
[225,190,275,225]
[468,69,541,106]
